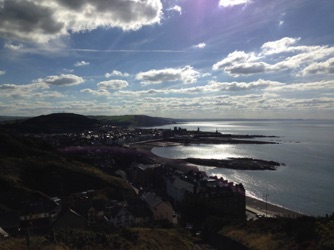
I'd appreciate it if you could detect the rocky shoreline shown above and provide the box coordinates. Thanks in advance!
[165,134,278,145]
[183,157,284,170]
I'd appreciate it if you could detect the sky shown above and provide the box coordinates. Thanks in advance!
[0,0,334,119]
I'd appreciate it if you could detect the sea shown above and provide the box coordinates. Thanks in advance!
[149,120,334,216]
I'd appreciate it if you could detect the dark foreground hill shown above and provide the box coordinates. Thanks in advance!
[0,129,133,212]
[1,113,100,133]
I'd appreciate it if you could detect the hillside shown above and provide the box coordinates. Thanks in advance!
[0,116,28,122]
[0,129,134,212]
[2,113,100,133]
[1,113,176,132]
[218,216,334,250]
[0,228,196,249]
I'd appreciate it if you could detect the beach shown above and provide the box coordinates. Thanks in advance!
[131,141,305,218]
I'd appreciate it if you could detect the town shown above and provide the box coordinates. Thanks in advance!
[1,114,332,249]
[0,119,247,248]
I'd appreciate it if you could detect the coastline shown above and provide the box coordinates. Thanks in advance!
[131,140,305,218]
[245,196,304,218]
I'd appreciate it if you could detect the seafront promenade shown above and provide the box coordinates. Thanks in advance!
[246,197,304,218]
[131,141,305,219]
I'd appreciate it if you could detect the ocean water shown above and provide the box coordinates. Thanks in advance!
[151,120,334,216]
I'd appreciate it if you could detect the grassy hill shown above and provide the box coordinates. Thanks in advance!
[0,228,196,249]
[219,216,334,250]
[0,129,134,212]
[1,113,176,132]
[1,113,100,133]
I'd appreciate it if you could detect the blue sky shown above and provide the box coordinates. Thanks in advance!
[0,0,334,118]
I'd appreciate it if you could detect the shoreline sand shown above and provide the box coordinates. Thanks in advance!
[131,141,306,218]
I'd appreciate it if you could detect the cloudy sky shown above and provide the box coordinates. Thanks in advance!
[0,0,334,119]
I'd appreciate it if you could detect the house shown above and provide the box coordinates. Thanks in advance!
[141,192,176,223]
[107,205,134,227]
[53,209,87,230]
[166,176,194,204]
[115,169,127,180]
[127,198,151,225]
[87,201,106,225]
[0,227,9,239]
[19,198,61,229]
[130,163,157,188]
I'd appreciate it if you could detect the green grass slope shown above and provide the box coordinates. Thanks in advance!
[0,228,195,250]
[220,216,334,250]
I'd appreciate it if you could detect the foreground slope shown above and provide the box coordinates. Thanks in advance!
[0,129,133,212]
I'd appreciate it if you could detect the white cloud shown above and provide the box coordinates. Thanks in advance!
[0,70,5,75]
[269,80,334,92]
[0,84,20,91]
[302,57,334,75]
[4,42,24,50]
[109,93,334,119]
[0,0,163,44]
[208,79,283,91]
[202,73,212,77]
[74,61,90,67]
[115,79,284,97]
[213,38,334,77]
[168,5,182,15]
[4,77,331,117]
[212,50,264,76]
[193,43,206,49]
[213,51,259,71]
[260,37,301,55]
[0,82,53,99]
[219,0,252,8]
[97,80,129,89]
[136,66,200,85]
[105,70,130,78]
[225,62,269,76]
[80,88,111,96]
[35,74,84,86]
[63,68,74,73]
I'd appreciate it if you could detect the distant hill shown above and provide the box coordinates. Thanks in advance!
[0,129,134,212]
[0,116,28,122]
[1,113,176,132]
[90,115,176,127]
[2,113,100,133]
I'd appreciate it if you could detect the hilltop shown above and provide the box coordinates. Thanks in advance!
[1,113,176,133]
[1,113,100,133]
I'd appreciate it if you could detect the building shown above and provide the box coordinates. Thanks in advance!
[53,208,87,230]
[130,163,159,188]
[166,176,195,205]
[19,198,61,229]
[107,205,134,227]
[141,192,176,223]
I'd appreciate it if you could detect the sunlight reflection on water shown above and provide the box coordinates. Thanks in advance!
[152,144,249,160]
[150,120,334,216]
